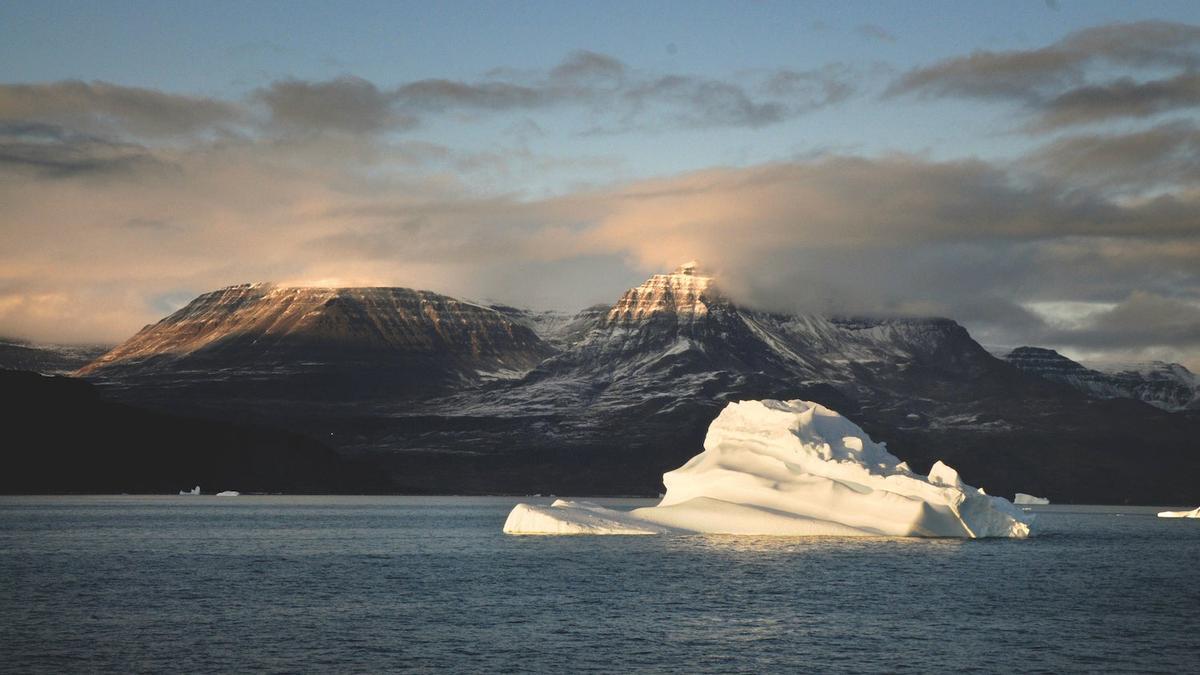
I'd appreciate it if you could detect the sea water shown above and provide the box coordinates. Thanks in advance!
[2,496,1197,673]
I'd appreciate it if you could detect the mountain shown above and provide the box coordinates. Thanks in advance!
[0,370,387,494]
[80,283,553,400]
[68,264,1200,503]
[1005,346,1200,412]
[0,337,110,375]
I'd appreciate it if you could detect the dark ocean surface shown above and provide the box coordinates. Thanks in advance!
[2,496,1198,673]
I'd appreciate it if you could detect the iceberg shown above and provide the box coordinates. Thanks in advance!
[1014,493,1050,505]
[179,485,200,496]
[504,399,1033,538]
[1157,506,1200,518]
[216,490,240,497]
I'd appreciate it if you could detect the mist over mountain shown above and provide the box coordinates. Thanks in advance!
[61,263,1200,504]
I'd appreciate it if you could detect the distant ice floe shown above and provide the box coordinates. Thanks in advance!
[179,486,200,496]
[504,399,1033,538]
[1157,506,1200,518]
[216,491,240,497]
[1014,493,1050,505]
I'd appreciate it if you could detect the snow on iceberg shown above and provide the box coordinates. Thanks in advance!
[1157,506,1200,518]
[1014,493,1050,505]
[504,399,1033,538]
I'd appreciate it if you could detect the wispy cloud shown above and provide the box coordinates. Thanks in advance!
[3,50,857,144]
[0,122,167,177]
[857,24,897,43]
[255,76,417,134]
[1024,121,1200,192]
[887,21,1200,130]
[0,81,244,137]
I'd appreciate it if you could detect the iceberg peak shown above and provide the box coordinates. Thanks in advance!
[505,399,1033,538]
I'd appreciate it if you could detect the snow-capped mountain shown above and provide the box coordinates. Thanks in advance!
[1004,346,1199,411]
[1094,361,1200,412]
[72,264,1200,504]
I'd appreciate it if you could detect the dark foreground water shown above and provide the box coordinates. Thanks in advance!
[2,497,1198,673]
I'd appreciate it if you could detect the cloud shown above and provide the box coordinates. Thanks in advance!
[548,50,626,83]
[1021,292,1200,367]
[255,76,416,134]
[2,144,1198,367]
[1049,292,1200,350]
[1035,71,1200,129]
[0,122,167,178]
[1,50,857,148]
[888,21,1200,130]
[857,24,897,43]
[393,79,546,112]
[0,81,243,138]
[392,52,853,130]
[1024,121,1200,192]
[620,76,788,128]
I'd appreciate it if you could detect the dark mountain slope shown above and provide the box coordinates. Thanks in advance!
[0,338,110,375]
[1,370,386,494]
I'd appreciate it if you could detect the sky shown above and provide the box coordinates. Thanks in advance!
[2,1,1199,369]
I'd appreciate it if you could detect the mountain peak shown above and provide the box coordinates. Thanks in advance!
[605,263,718,324]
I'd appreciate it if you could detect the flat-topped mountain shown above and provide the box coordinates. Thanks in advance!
[1005,346,1199,412]
[65,263,1200,503]
[79,283,552,398]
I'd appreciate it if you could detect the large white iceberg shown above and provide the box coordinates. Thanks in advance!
[504,400,1033,538]
[1014,493,1050,505]
[1157,506,1200,518]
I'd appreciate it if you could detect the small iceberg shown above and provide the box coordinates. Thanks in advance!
[1014,493,1050,505]
[179,486,200,496]
[504,399,1033,538]
[1157,506,1200,518]
[506,500,667,535]
[216,491,240,497]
